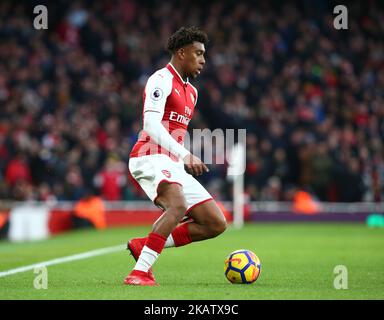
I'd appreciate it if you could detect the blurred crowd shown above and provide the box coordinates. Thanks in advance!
[0,0,383,203]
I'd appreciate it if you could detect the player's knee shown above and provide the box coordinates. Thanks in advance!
[170,202,188,215]
[152,200,188,231]
[208,216,227,238]
[166,202,188,222]
[217,217,227,235]
[155,194,187,214]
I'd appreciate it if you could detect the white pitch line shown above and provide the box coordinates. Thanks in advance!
[0,244,125,278]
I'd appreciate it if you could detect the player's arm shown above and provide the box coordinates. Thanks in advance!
[144,110,189,159]
[144,112,208,176]
[143,74,208,176]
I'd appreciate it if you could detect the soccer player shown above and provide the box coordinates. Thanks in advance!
[124,26,227,286]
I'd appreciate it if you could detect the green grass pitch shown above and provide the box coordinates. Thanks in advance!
[0,223,383,300]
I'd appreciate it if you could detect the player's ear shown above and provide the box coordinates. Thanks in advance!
[176,47,185,60]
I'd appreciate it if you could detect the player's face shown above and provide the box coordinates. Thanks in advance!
[183,42,206,78]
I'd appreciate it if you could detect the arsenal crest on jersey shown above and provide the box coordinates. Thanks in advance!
[161,169,171,178]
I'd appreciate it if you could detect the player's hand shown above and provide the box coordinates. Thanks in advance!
[182,154,209,176]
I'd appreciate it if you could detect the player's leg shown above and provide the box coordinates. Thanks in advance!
[163,199,227,248]
[128,169,227,251]
[124,182,188,285]
[180,199,227,242]
[163,172,227,246]
[151,182,189,236]
[129,199,226,250]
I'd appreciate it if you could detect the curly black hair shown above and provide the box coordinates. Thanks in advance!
[166,26,208,53]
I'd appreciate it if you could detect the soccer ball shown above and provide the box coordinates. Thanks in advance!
[224,249,261,284]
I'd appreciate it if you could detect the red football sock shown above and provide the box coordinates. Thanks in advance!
[145,232,167,254]
[171,223,192,247]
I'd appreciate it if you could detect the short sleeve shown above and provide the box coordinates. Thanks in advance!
[143,71,172,116]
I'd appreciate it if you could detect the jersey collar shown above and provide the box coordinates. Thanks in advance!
[167,63,189,87]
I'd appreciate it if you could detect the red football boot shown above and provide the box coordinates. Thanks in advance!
[127,238,156,282]
[124,270,158,286]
